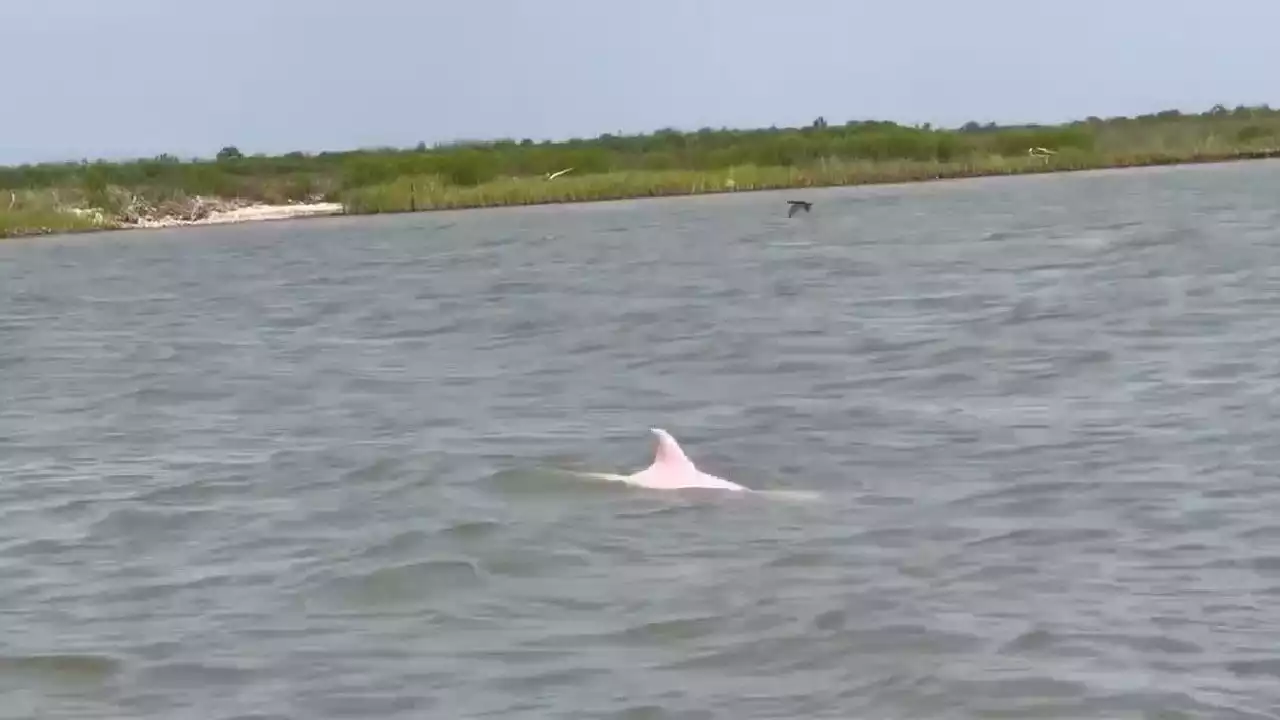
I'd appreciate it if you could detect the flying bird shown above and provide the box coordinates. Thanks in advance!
[786,200,812,218]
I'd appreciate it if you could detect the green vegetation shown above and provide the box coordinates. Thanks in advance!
[2,103,1279,237]
[0,189,112,238]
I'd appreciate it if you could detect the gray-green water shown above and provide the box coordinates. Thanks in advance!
[4,161,1280,719]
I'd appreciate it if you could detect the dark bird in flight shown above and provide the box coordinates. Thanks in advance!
[786,200,812,218]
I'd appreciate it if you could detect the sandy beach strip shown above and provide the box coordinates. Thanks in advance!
[124,202,345,229]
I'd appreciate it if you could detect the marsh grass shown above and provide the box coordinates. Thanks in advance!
[0,190,112,238]
[339,147,1279,214]
[2,103,1279,236]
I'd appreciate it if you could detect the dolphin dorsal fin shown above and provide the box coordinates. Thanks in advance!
[650,428,695,469]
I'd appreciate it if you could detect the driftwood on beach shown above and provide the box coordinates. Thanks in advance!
[114,195,344,229]
[0,188,345,238]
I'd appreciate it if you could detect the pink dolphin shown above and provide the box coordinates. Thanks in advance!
[586,428,749,491]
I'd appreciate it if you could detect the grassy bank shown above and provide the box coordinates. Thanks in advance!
[339,147,1280,213]
[0,189,113,237]
[2,103,1279,237]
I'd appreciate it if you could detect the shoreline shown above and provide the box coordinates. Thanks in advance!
[4,149,1279,239]
[120,201,345,230]
[0,200,347,239]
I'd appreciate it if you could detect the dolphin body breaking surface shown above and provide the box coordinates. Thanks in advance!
[574,428,750,492]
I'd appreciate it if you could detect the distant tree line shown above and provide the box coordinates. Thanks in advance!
[1,104,1277,204]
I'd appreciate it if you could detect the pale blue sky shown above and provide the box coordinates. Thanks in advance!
[5,0,1278,164]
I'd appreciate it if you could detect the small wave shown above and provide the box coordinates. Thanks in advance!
[87,505,218,541]
[482,548,592,579]
[1001,627,1202,656]
[338,456,405,484]
[961,525,1116,550]
[1227,658,1280,678]
[765,549,836,569]
[491,665,608,694]
[611,614,726,646]
[530,613,728,655]
[0,652,121,685]
[441,519,504,541]
[347,528,434,562]
[309,559,485,609]
[132,476,250,507]
[135,659,263,687]
[950,478,1097,508]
